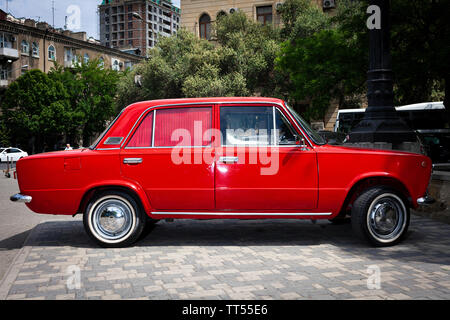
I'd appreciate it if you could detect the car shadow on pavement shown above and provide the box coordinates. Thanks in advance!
[0,230,32,251]
[2,215,449,266]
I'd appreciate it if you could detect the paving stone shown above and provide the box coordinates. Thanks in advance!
[1,215,450,300]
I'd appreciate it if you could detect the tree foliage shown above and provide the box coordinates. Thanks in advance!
[1,59,122,153]
[1,70,71,152]
[49,59,122,145]
[116,13,285,108]
[276,0,367,120]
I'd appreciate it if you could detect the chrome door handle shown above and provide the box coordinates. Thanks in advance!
[219,156,239,164]
[123,158,143,164]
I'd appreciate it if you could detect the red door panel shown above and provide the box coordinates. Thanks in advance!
[215,146,318,210]
[121,105,215,211]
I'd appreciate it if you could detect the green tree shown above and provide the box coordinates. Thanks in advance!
[116,14,285,108]
[275,0,367,120]
[49,58,122,146]
[1,69,71,153]
[389,0,450,126]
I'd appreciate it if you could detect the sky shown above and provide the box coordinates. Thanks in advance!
[2,0,181,39]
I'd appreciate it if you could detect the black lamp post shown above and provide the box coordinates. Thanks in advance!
[348,0,416,146]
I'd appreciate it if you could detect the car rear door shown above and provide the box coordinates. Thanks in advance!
[120,104,215,211]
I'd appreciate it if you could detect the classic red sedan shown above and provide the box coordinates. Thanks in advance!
[11,98,433,247]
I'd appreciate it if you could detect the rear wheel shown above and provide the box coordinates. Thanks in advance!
[83,190,146,247]
[351,187,410,247]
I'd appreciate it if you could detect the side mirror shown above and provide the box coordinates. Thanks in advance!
[295,135,308,150]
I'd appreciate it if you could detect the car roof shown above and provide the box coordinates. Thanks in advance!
[122,97,285,113]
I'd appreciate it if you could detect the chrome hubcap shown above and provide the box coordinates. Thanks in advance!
[92,199,133,240]
[367,194,406,243]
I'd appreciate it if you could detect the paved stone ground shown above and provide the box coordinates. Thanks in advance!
[0,215,449,300]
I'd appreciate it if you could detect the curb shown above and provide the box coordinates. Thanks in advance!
[0,226,36,300]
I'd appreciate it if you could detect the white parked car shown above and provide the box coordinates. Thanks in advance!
[0,147,28,162]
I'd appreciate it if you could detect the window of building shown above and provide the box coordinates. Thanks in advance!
[119,40,124,46]
[99,57,105,68]
[154,107,212,147]
[217,11,227,20]
[128,22,133,29]
[199,13,211,40]
[20,40,29,55]
[32,42,39,57]
[128,5,133,12]
[128,31,133,38]
[48,45,56,61]
[64,48,73,62]
[256,6,273,25]
[84,53,89,64]
[128,13,133,20]
[0,33,15,48]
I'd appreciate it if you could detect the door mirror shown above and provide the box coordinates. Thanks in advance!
[295,135,308,150]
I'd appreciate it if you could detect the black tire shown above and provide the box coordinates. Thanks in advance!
[83,190,146,248]
[351,186,410,247]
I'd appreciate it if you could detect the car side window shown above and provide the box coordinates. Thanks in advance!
[220,106,274,146]
[127,111,154,148]
[154,107,212,147]
[275,109,297,145]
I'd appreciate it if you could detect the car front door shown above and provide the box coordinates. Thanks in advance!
[214,104,318,211]
[120,105,215,211]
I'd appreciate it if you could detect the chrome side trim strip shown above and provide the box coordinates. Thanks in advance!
[151,212,332,216]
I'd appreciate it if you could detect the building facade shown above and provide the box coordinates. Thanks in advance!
[0,10,142,89]
[99,0,181,56]
[180,0,330,39]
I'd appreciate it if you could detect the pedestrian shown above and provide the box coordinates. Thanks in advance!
[65,144,73,151]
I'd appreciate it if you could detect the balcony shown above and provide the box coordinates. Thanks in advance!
[0,47,19,60]
[0,79,10,87]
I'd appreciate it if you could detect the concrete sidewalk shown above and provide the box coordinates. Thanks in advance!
[0,215,449,300]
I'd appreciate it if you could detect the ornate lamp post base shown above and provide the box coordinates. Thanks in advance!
[347,0,420,153]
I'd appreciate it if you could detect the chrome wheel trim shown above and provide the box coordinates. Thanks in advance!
[366,193,407,244]
[88,195,136,244]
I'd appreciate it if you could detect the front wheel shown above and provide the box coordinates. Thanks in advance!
[83,190,146,247]
[351,187,410,247]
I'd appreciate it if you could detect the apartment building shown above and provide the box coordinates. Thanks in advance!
[99,0,181,56]
[180,0,330,39]
[0,10,142,88]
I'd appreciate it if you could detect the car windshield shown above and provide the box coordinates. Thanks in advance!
[0,148,4,153]
[285,103,327,145]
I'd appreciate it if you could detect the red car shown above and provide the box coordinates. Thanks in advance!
[11,98,433,247]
